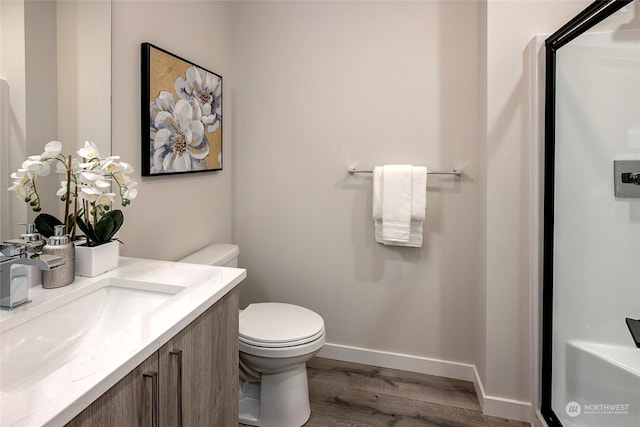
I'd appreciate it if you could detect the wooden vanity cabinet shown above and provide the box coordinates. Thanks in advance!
[66,287,239,427]
[65,353,158,426]
[159,286,239,426]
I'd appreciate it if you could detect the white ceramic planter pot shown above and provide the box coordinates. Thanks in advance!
[75,240,119,277]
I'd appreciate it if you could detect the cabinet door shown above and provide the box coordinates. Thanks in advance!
[66,353,159,426]
[159,287,239,427]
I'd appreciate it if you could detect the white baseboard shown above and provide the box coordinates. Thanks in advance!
[472,366,532,423]
[532,409,549,427]
[318,342,532,424]
[318,342,474,381]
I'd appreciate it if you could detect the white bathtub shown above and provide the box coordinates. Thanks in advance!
[563,340,640,427]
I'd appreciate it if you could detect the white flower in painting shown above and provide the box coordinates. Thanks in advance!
[175,65,221,133]
[149,91,175,128]
[152,98,209,173]
[154,90,175,113]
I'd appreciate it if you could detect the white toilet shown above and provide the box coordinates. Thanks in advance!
[179,244,326,427]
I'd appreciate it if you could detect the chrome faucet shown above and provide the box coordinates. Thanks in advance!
[0,242,64,310]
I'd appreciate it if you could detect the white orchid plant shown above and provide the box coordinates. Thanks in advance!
[8,140,138,246]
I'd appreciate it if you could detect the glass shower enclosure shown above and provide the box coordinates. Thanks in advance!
[542,1,640,427]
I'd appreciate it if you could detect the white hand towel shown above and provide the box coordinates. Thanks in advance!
[372,166,384,220]
[372,165,427,247]
[373,166,426,221]
[411,166,427,221]
[381,165,413,242]
[374,220,423,247]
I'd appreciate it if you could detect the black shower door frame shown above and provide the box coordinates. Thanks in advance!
[541,0,635,426]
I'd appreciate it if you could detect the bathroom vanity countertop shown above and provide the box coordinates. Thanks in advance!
[0,257,246,427]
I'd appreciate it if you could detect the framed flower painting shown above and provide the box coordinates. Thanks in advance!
[141,43,222,176]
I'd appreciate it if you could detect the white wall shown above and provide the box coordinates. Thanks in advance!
[111,0,234,260]
[477,0,591,421]
[232,0,479,368]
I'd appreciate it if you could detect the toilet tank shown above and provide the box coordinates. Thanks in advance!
[179,244,239,267]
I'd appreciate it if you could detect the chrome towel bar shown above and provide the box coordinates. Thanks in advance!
[347,168,464,177]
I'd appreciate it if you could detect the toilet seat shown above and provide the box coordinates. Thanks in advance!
[240,302,324,345]
[239,329,326,358]
[239,302,326,358]
[239,327,325,348]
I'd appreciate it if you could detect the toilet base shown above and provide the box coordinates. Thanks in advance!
[238,363,311,427]
[239,381,261,425]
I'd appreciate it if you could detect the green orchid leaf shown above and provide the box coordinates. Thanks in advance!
[95,215,115,243]
[75,215,100,245]
[34,213,63,238]
[66,213,77,233]
[108,210,124,235]
[94,210,124,244]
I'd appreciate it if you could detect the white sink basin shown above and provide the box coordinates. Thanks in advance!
[0,257,246,427]
[0,277,184,392]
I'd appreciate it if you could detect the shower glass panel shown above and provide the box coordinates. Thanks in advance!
[543,1,640,427]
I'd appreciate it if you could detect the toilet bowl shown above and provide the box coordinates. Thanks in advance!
[179,244,325,427]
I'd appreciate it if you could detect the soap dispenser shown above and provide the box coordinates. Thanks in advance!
[41,225,75,288]
[20,223,44,253]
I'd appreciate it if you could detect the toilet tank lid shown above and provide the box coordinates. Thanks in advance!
[179,244,239,266]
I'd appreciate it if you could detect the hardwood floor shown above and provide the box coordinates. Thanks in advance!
[241,357,530,427]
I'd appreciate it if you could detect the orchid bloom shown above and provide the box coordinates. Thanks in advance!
[41,140,63,159]
[21,156,51,177]
[8,140,138,228]
[77,140,101,160]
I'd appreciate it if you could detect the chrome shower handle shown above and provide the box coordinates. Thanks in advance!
[621,171,640,185]
[614,161,640,198]
[622,171,640,185]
